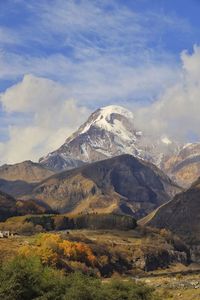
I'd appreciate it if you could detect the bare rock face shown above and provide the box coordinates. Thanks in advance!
[24,154,181,219]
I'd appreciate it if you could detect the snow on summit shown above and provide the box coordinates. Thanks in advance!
[99,105,134,120]
[80,105,135,140]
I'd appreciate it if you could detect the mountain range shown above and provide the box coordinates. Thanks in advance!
[39,105,200,188]
[1,104,200,227]
[40,105,181,170]
[21,154,181,219]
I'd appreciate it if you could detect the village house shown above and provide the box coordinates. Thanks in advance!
[0,231,11,238]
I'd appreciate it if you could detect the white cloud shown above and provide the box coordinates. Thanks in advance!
[0,0,187,94]
[0,75,91,164]
[135,45,200,142]
[1,46,200,164]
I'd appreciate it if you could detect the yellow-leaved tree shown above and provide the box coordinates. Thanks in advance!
[19,233,96,268]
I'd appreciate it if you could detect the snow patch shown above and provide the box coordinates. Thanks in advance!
[161,137,172,145]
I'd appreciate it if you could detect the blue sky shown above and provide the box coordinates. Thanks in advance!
[0,0,200,163]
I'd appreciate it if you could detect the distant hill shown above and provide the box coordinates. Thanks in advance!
[0,178,36,198]
[163,143,200,188]
[23,154,181,219]
[0,160,55,183]
[0,189,54,222]
[0,160,55,197]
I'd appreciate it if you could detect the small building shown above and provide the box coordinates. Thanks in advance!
[0,231,10,238]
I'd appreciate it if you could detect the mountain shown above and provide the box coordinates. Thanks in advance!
[0,188,54,222]
[163,143,200,188]
[0,178,35,198]
[0,160,55,197]
[140,177,200,261]
[0,190,18,221]
[23,154,181,219]
[39,154,85,172]
[40,105,179,171]
[0,160,55,183]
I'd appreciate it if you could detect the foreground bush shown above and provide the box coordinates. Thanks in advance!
[0,256,66,300]
[0,256,159,300]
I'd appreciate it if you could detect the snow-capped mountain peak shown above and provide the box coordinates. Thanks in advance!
[98,105,134,121]
[65,105,137,144]
[77,105,135,142]
[39,105,180,171]
[40,105,142,168]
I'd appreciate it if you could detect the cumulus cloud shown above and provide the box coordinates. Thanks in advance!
[1,46,200,164]
[135,45,200,142]
[0,75,91,164]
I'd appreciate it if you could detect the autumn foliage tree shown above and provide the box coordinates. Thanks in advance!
[19,233,96,268]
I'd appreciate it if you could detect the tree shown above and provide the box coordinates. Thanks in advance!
[0,256,160,300]
[0,256,66,300]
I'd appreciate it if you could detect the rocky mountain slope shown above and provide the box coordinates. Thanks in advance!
[163,143,200,188]
[40,105,180,171]
[1,105,199,204]
[23,154,181,219]
[0,189,54,221]
[40,104,200,187]
[140,177,200,261]
[0,191,18,221]
[0,160,55,183]
[0,160,55,197]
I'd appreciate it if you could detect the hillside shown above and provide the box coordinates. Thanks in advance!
[141,177,200,261]
[0,188,54,222]
[0,191,17,221]
[24,154,181,219]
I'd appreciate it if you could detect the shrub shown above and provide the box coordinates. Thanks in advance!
[0,256,66,300]
[0,256,160,300]
[102,279,158,300]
